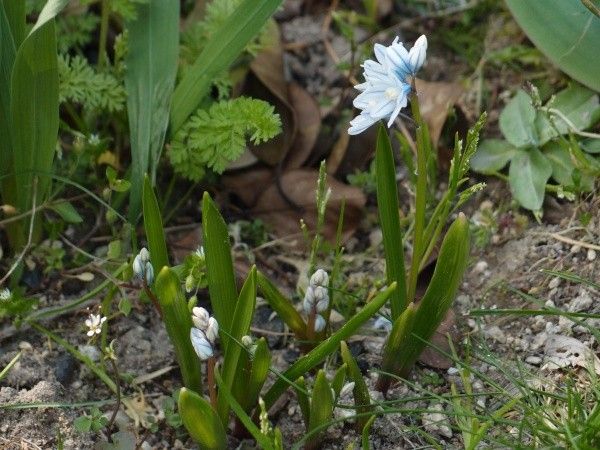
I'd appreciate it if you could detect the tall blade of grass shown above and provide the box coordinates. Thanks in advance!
[263,283,397,409]
[202,192,238,350]
[142,175,169,272]
[170,0,282,133]
[0,351,21,381]
[217,266,257,424]
[178,387,227,449]
[125,0,179,221]
[154,267,203,392]
[376,125,407,320]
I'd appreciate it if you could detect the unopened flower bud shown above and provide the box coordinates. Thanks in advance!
[314,314,326,333]
[241,335,254,347]
[144,262,154,285]
[132,254,144,278]
[192,307,210,330]
[139,247,150,263]
[205,317,219,343]
[190,328,213,360]
[310,269,329,288]
[185,274,194,293]
[408,34,427,74]
[303,285,316,314]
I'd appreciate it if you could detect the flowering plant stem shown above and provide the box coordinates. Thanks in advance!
[207,357,217,409]
[406,89,431,304]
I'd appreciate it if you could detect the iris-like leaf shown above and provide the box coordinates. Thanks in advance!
[154,267,202,393]
[499,90,538,148]
[256,271,306,338]
[170,0,282,133]
[293,376,310,428]
[231,337,271,414]
[142,175,169,272]
[470,139,519,173]
[202,192,238,349]
[263,283,396,409]
[331,364,347,400]
[126,0,179,221]
[178,387,227,450]
[340,341,373,430]
[376,125,407,319]
[508,148,552,211]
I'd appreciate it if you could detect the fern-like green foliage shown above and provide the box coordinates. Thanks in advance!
[58,55,126,113]
[169,97,281,181]
[79,0,149,21]
[56,14,99,53]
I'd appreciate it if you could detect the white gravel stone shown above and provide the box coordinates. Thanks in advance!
[525,356,542,365]
[548,277,561,289]
[422,404,453,438]
[587,249,597,261]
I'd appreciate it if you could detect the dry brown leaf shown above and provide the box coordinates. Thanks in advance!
[285,83,321,170]
[245,25,296,166]
[222,168,274,208]
[251,169,366,242]
[415,79,464,149]
[418,309,460,370]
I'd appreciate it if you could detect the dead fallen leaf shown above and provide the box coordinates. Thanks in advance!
[252,169,366,243]
[543,334,600,375]
[285,82,321,170]
[222,168,274,208]
[415,79,464,150]
[246,24,296,166]
[327,129,350,175]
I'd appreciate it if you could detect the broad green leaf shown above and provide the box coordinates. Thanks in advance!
[383,213,470,379]
[214,369,275,450]
[202,192,238,349]
[263,283,396,409]
[506,0,600,92]
[544,142,575,187]
[508,148,552,211]
[125,0,179,221]
[378,303,415,392]
[330,364,346,400]
[170,0,282,133]
[535,84,600,145]
[231,337,271,413]
[499,90,538,148]
[340,341,373,430]
[470,139,518,173]
[142,175,170,272]
[375,125,407,320]
[256,270,306,338]
[178,387,227,450]
[216,267,257,424]
[581,138,600,154]
[307,370,334,448]
[154,267,203,393]
[50,201,83,223]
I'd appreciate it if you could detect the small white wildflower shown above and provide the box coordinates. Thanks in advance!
[309,269,329,288]
[205,317,219,344]
[0,288,11,301]
[314,314,326,333]
[190,328,213,360]
[195,246,205,258]
[85,314,106,337]
[192,307,210,330]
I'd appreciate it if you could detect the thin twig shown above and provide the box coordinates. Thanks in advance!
[547,232,600,252]
[105,358,122,441]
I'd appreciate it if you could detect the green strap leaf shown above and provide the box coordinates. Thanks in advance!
[307,370,334,447]
[142,175,170,272]
[202,192,238,349]
[170,0,282,133]
[126,0,179,221]
[375,125,407,319]
[340,341,373,430]
[154,267,203,393]
[178,387,227,450]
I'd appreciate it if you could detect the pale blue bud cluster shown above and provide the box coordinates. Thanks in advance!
[348,35,428,135]
[303,269,330,333]
[133,247,154,285]
[190,306,219,360]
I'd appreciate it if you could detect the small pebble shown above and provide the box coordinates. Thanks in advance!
[473,260,488,273]
[587,249,596,261]
[18,341,33,351]
[447,367,459,375]
[525,356,542,365]
[544,300,555,308]
[570,245,581,254]
[548,277,560,289]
